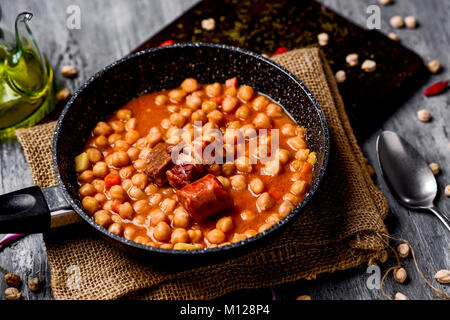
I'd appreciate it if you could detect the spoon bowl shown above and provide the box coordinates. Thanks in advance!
[377,130,450,231]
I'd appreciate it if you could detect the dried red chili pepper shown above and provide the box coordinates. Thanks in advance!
[272,46,289,56]
[424,80,448,97]
[159,40,174,47]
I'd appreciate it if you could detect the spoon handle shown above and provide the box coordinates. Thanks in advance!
[428,206,450,232]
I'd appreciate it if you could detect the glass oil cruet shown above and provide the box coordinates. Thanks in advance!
[0,9,55,140]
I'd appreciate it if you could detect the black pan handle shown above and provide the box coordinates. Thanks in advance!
[0,186,50,233]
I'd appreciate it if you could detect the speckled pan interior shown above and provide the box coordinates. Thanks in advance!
[53,43,329,261]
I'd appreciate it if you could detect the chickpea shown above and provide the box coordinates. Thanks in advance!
[93,122,112,136]
[244,229,257,238]
[253,113,271,129]
[127,147,140,161]
[131,200,148,215]
[170,113,186,127]
[283,193,299,204]
[207,110,224,124]
[186,94,202,109]
[295,149,310,161]
[79,183,96,197]
[181,78,199,93]
[180,108,192,118]
[110,185,125,201]
[232,233,247,243]
[258,224,270,233]
[266,103,283,118]
[307,152,317,165]
[134,236,151,245]
[276,148,290,164]
[256,192,274,211]
[125,130,140,145]
[191,109,207,122]
[133,159,147,171]
[119,166,134,179]
[123,226,137,240]
[224,86,237,96]
[206,229,226,244]
[92,179,105,193]
[153,221,172,242]
[173,210,190,228]
[230,175,247,191]
[221,162,235,176]
[145,184,158,195]
[167,105,180,113]
[287,136,307,151]
[201,101,218,113]
[266,213,280,226]
[216,176,231,188]
[289,160,302,172]
[128,186,144,200]
[188,229,203,243]
[237,85,254,101]
[235,156,252,173]
[93,210,112,227]
[264,159,281,176]
[146,127,162,146]
[108,133,122,145]
[168,89,187,103]
[249,178,264,194]
[155,94,168,106]
[131,173,147,190]
[82,196,100,215]
[125,118,137,131]
[251,95,269,111]
[205,82,222,97]
[135,137,146,148]
[119,202,133,220]
[111,151,130,168]
[222,96,239,112]
[86,148,102,163]
[149,209,169,226]
[171,228,189,244]
[117,109,132,120]
[95,193,107,203]
[149,193,163,206]
[160,198,177,214]
[240,209,256,222]
[281,123,296,136]
[279,200,295,218]
[206,163,221,175]
[108,222,123,236]
[78,170,94,183]
[216,217,234,233]
[110,120,125,133]
[235,105,250,119]
[160,118,171,130]
[114,140,130,152]
[290,180,307,196]
[94,135,108,147]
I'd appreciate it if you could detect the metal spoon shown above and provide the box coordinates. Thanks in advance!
[377,130,450,232]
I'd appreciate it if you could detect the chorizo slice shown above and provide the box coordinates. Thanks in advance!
[177,174,233,222]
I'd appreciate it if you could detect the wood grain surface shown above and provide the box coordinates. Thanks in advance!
[0,0,448,300]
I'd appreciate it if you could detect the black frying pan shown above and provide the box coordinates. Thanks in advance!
[0,43,329,260]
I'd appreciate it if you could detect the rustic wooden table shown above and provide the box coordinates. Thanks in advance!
[0,0,449,300]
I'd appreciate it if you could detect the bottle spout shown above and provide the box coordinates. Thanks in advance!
[14,12,47,74]
[10,12,48,94]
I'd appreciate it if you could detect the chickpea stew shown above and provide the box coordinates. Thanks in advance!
[75,77,315,250]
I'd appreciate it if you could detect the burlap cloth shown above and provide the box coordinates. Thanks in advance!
[15,48,389,300]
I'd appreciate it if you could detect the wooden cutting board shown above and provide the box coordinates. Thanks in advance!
[133,0,428,140]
